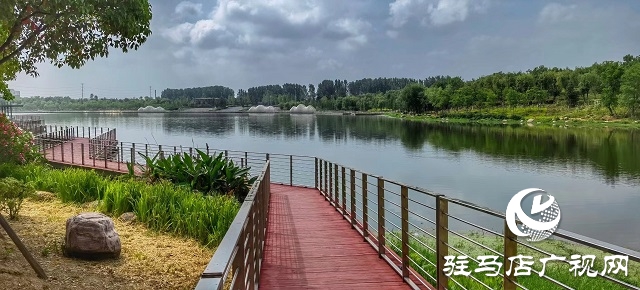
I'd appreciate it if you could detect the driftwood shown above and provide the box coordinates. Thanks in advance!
[0,213,46,279]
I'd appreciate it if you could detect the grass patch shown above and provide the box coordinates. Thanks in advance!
[388,232,640,289]
[0,163,240,247]
[386,105,640,129]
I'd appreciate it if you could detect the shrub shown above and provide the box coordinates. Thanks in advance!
[140,149,257,202]
[0,177,36,219]
[0,113,41,164]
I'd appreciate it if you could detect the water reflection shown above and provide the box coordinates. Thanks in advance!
[35,112,640,185]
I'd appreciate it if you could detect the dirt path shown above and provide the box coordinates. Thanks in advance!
[0,194,214,289]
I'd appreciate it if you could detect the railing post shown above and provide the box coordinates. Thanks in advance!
[145,144,149,157]
[237,227,247,290]
[334,164,339,206]
[81,143,85,165]
[190,147,193,157]
[225,150,228,158]
[324,161,328,196]
[315,158,318,190]
[61,142,65,162]
[159,145,164,159]
[328,162,333,201]
[436,195,449,290]
[289,155,293,186]
[266,153,269,161]
[401,185,409,279]
[71,142,74,164]
[350,169,356,228]
[504,220,517,290]
[377,177,385,257]
[341,167,346,214]
[51,143,56,161]
[104,141,108,169]
[362,173,368,239]
[131,143,136,166]
[117,142,121,171]
[244,152,248,165]
[247,212,256,290]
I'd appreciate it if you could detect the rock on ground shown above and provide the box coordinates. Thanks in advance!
[64,213,121,260]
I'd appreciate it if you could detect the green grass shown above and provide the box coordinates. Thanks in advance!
[0,163,240,247]
[385,105,640,129]
[387,231,640,289]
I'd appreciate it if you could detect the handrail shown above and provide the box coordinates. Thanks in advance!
[195,161,271,290]
[88,128,117,160]
[33,128,640,290]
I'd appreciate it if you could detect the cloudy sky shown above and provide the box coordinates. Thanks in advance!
[8,0,640,99]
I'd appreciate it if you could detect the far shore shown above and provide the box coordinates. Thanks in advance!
[13,109,384,116]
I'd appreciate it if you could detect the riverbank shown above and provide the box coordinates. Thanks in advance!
[384,106,640,129]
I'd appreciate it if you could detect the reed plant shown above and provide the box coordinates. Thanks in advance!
[0,163,240,247]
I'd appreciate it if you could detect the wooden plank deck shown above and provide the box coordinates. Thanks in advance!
[260,184,411,289]
[43,138,132,174]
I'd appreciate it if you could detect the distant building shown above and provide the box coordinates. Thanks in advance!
[0,89,23,117]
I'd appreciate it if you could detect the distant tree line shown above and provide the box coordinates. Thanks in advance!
[12,54,640,117]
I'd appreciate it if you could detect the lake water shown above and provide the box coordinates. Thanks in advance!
[19,112,640,250]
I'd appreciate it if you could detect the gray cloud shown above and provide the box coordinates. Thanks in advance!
[389,0,490,29]
[8,0,640,98]
[175,1,203,17]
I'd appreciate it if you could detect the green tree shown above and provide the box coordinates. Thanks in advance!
[599,62,624,115]
[401,83,426,113]
[0,0,153,100]
[621,62,640,117]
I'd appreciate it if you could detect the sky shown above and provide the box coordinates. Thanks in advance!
[8,0,640,99]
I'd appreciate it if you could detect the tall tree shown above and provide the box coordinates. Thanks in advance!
[599,61,624,115]
[400,83,426,113]
[621,62,640,117]
[0,0,153,100]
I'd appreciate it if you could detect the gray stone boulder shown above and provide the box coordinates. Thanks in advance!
[64,213,121,259]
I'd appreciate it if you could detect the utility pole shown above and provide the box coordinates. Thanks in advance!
[154,90,157,99]
[81,83,84,101]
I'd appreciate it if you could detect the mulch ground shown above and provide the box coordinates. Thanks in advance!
[0,192,214,290]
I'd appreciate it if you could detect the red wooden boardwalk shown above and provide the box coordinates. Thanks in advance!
[260,184,411,289]
[43,138,137,174]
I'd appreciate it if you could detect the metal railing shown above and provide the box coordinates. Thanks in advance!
[195,161,271,290]
[33,126,640,290]
[313,160,640,290]
[34,127,317,184]
[11,115,46,135]
[88,128,117,160]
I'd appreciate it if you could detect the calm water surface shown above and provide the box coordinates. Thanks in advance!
[21,112,640,250]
